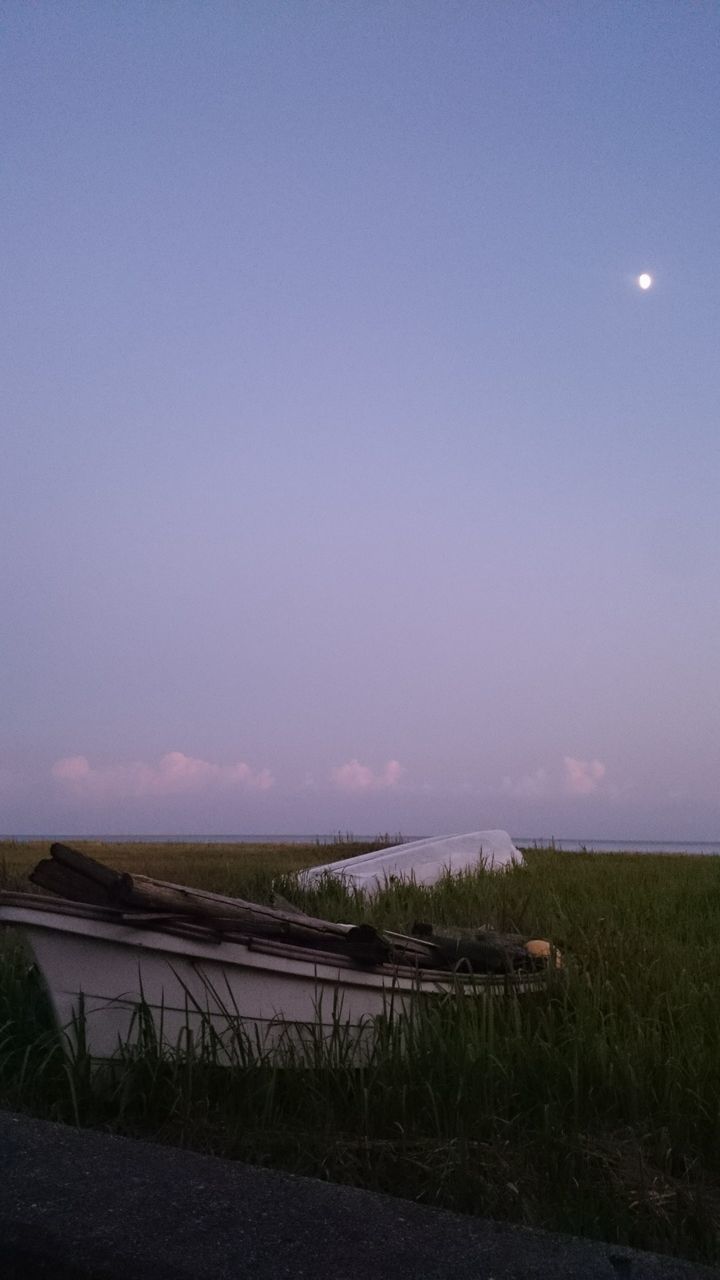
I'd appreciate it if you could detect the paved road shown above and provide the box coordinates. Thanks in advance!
[2,1111,716,1279]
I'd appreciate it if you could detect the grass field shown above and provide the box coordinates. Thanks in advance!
[2,839,720,1265]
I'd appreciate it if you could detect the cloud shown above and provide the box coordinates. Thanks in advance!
[562,756,606,796]
[502,756,608,800]
[51,751,274,798]
[501,767,550,799]
[330,759,405,792]
[52,756,92,782]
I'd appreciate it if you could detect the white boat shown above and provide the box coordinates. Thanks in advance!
[300,830,523,892]
[0,841,553,1065]
[0,892,545,1065]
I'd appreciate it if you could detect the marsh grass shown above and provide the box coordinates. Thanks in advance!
[2,840,720,1263]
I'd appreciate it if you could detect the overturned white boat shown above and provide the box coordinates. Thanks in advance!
[300,830,522,893]
[0,842,550,1065]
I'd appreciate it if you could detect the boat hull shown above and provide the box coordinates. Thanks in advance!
[1,903,545,1064]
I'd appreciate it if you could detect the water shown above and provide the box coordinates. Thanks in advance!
[1,832,343,845]
[4,832,720,855]
[515,837,720,856]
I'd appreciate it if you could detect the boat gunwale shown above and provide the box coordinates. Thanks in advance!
[0,894,545,994]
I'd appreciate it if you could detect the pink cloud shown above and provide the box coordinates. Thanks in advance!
[51,751,274,798]
[52,756,92,781]
[563,756,606,796]
[502,756,608,799]
[330,758,405,792]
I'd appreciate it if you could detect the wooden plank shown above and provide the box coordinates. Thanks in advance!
[0,890,119,921]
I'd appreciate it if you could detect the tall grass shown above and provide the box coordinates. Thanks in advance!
[2,841,720,1263]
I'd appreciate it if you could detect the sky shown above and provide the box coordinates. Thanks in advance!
[1,1,719,840]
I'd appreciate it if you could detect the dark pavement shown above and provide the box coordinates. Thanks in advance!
[1,1110,716,1279]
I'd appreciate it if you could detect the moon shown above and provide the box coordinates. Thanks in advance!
[637,273,653,290]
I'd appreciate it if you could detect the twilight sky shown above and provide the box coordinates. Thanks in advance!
[2,2,719,839]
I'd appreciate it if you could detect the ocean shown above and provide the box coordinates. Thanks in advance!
[4,833,720,855]
[515,838,720,856]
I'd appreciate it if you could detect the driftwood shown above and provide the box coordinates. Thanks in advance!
[42,845,358,936]
[31,845,393,967]
[47,843,125,891]
[37,844,447,968]
[30,859,121,908]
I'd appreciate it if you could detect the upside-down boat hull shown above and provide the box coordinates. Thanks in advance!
[0,899,545,1064]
